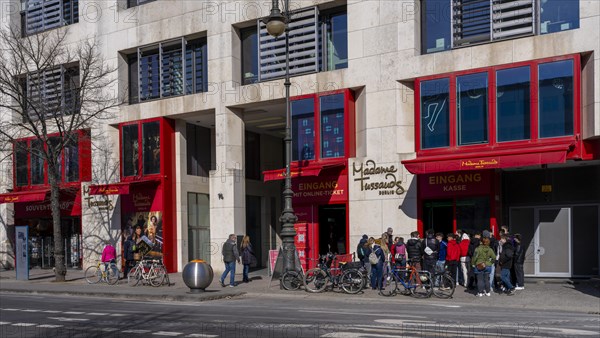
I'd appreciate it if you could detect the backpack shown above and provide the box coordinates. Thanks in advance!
[394,243,406,261]
[369,249,379,265]
[357,244,365,260]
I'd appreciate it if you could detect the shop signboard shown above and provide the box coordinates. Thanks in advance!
[15,226,29,280]
[419,170,492,199]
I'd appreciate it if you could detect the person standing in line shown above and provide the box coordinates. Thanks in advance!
[406,231,423,270]
[483,230,499,289]
[220,234,240,287]
[386,227,394,251]
[467,232,481,289]
[422,229,439,276]
[445,233,461,286]
[435,232,447,286]
[459,232,471,287]
[357,234,368,264]
[370,239,385,290]
[391,237,406,270]
[471,237,496,297]
[240,235,255,283]
[498,234,516,295]
[513,233,525,290]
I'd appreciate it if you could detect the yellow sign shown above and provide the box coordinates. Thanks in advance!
[541,185,552,193]
[460,159,499,169]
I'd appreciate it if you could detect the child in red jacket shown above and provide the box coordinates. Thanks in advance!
[446,233,460,286]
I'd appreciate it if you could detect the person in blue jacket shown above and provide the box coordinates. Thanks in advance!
[370,239,385,290]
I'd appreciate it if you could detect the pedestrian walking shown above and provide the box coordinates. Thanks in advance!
[220,234,240,287]
[240,235,256,283]
[471,237,496,297]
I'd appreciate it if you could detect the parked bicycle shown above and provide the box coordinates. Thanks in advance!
[85,260,119,285]
[127,259,169,287]
[281,269,303,291]
[303,253,364,294]
[379,260,433,298]
[431,267,456,299]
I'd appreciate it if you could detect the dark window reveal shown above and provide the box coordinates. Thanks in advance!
[241,27,259,85]
[142,122,161,175]
[122,124,139,177]
[245,131,261,180]
[30,139,44,185]
[65,134,79,182]
[186,123,212,177]
[16,142,29,187]
[292,98,316,161]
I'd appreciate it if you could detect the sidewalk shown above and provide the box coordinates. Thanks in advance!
[1,267,599,314]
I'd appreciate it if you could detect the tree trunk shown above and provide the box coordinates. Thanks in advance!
[49,166,66,282]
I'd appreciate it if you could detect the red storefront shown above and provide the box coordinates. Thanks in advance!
[263,89,355,270]
[0,129,91,269]
[89,117,177,272]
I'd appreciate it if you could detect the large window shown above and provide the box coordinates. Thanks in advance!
[421,0,579,54]
[539,60,574,138]
[127,37,207,104]
[64,134,79,182]
[420,78,450,149]
[21,0,78,36]
[242,5,347,84]
[15,142,28,187]
[292,99,316,161]
[416,55,579,152]
[121,120,164,178]
[186,124,212,177]
[30,139,44,185]
[320,94,345,158]
[497,67,531,142]
[188,192,211,263]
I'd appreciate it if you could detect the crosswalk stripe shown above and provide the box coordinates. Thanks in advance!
[12,323,37,327]
[186,334,218,338]
[110,313,127,317]
[63,311,84,315]
[86,312,108,316]
[153,332,183,336]
[43,310,62,313]
[22,309,41,312]
[38,324,64,328]
[123,329,151,334]
[0,322,11,325]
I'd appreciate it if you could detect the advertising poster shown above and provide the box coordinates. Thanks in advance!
[122,211,163,259]
[15,226,29,280]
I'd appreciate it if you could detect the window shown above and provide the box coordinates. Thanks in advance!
[30,139,44,185]
[64,134,79,182]
[538,60,574,138]
[496,66,531,142]
[128,0,156,8]
[422,0,578,54]
[457,72,488,145]
[320,94,345,158]
[415,55,579,152]
[15,142,28,187]
[186,124,212,177]
[128,37,207,104]
[21,0,79,36]
[245,131,261,180]
[292,98,315,161]
[241,27,258,85]
[142,122,160,175]
[188,192,211,263]
[420,78,450,149]
[122,124,139,177]
[20,64,80,121]
[246,5,347,83]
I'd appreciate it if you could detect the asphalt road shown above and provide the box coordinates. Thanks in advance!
[0,293,599,337]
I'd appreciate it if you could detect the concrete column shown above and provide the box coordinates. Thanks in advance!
[210,107,245,274]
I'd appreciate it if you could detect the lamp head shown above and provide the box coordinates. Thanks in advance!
[265,11,286,37]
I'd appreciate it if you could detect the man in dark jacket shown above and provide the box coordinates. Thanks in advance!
[466,232,481,289]
[513,233,525,290]
[422,229,439,275]
[406,231,423,270]
[499,234,515,295]
[357,235,368,261]
[220,234,240,287]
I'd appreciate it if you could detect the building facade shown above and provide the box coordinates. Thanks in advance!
[0,0,598,277]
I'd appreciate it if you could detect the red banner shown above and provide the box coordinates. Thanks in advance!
[0,190,48,204]
[88,183,130,195]
[419,171,492,199]
[14,189,81,218]
[292,174,348,204]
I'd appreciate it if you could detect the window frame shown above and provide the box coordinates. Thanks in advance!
[119,118,166,181]
[289,88,355,165]
[414,54,581,156]
[20,0,79,37]
[12,129,90,190]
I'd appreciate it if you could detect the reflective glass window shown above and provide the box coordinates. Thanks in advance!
[30,139,44,185]
[421,78,450,149]
[65,134,79,182]
[457,72,488,145]
[325,11,348,70]
[539,60,574,138]
[540,0,579,34]
[143,122,161,175]
[16,141,28,187]
[497,66,531,142]
[292,99,315,161]
[241,27,258,85]
[421,0,452,53]
[122,125,139,177]
[320,94,345,158]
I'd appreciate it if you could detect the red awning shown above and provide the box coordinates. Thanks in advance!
[402,144,570,174]
[88,179,160,195]
[0,189,49,204]
[263,163,345,182]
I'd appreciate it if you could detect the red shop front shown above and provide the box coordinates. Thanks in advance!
[89,117,177,272]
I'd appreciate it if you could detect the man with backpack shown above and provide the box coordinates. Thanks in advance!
[406,231,423,270]
[422,229,439,275]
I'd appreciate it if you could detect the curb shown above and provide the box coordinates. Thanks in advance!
[0,288,246,302]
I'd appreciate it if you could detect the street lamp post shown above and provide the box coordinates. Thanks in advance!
[265,0,298,277]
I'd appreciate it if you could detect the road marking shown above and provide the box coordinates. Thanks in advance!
[2,308,20,311]
[110,313,127,317]
[0,322,11,325]
[22,309,41,312]
[86,312,108,316]
[153,332,183,336]
[63,311,84,315]
[123,329,151,334]
[299,309,422,318]
[540,328,600,336]
[47,317,90,322]
[375,319,435,325]
[430,304,461,308]
[321,333,396,338]
[186,334,218,338]
[100,328,119,332]
[43,310,62,313]
[12,323,37,327]
[38,324,63,328]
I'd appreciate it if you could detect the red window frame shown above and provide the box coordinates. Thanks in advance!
[12,129,91,191]
[119,117,168,181]
[290,88,356,166]
[414,54,581,158]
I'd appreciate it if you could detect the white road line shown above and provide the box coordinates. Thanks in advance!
[38,324,64,328]
[321,333,396,338]
[86,312,108,316]
[298,309,422,318]
[375,319,436,325]
[110,313,127,317]
[430,304,461,308]
[0,322,11,325]
[122,329,151,334]
[22,309,41,312]
[12,323,37,327]
[63,311,85,315]
[153,332,182,336]
[185,334,219,338]
[47,317,90,322]
[43,310,62,313]
[99,328,119,332]
[2,308,20,311]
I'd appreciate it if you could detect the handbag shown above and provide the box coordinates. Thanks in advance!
[476,262,486,271]
[249,254,258,268]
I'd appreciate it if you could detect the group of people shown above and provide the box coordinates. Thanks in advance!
[356,226,526,296]
[220,234,257,287]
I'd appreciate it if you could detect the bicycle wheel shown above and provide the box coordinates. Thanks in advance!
[409,271,433,298]
[150,265,166,287]
[432,273,455,299]
[340,269,364,294]
[379,272,398,297]
[127,266,141,287]
[107,263,120,285]
[303,268,328,293]
[281,271,302,291]
[84,266,101,284]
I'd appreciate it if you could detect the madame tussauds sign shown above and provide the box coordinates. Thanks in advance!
[352,160,405,196]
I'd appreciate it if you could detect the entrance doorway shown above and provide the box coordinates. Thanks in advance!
[423,197,491,236]
[423,200,453,235]
[318,205,346,255]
